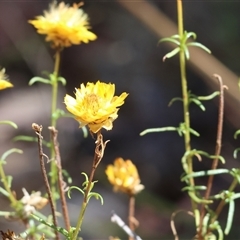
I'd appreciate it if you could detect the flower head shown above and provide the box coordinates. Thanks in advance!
[64,81,128,133]
[29,1,97,48]
[106,158,144,195]
[0,68,13,90]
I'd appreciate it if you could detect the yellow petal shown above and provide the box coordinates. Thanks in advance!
[0,80,13,90]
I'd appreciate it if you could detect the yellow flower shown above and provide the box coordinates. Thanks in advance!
[106,158,144,195]
[29,1,97,48]
[0,68,13,90]
[64,81,128,133]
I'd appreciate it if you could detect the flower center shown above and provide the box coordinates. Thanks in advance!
[85,93,100,113]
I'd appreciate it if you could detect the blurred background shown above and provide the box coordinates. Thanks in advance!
[0,0,240,239]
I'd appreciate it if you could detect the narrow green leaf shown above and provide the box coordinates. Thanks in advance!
[181,168,230,181]
[189,128,200,137]
[224,200,234,235]
[216,225,224,240]
[202,213,210,235]
[0,211,13,216]
[188,191,212,204]
[13,135,37,142]
[82,126,88,138]
[170,34,181,39]
[190,98,205,111]
[13,135,51,147]
[197,91,219,101]
[88,192,104,205]
[163,47,180,61]
[57,77,66,86]
[140,126,177,136]
[168,97,182,107]
[1,148,23,162]
[67,186,84,199]
[233,148,240,159]
[230,193,240,200]
[0,187,9,197]
[187,42,211,54]
[29,77,51,86]
[196,150,225,163]
[183,45,190,60]
[31,214,69,237]
[231,170,240,184]
[182,185,207,191]
[159,37,180,45]
[234,129,240,139]
[0,121,18,129]
[186,31,197,40]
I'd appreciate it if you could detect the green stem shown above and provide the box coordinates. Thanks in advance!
[51,50,61,128]
[0,161,17,206]
[72,132,103,240]
[177,0,198,217]
[50,49,61,203]
[72,200,88,240]
[72,164,97,240]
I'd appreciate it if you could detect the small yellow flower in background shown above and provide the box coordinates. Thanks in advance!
[0,68,13,90]
[64,81,128,133]
[29,1,97,48]
[106,157,144,195]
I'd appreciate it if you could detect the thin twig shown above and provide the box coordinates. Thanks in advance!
[170,209,194,240]
[49,126,70,231]
[111,212,142,240]
[84,132,109,202]
[129,195,136,240]
[198,74,227,237]
[32,123,59,240]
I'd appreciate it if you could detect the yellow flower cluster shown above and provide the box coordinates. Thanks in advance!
[0,68,13,90]
[64,81,128,133]
[106,158,144,195]
[29,1,97,48]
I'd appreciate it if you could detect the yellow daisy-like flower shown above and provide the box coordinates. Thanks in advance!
[29,1,97,48]
[64,81,128,133]
[0,68,13,90]
[106,158,144,195]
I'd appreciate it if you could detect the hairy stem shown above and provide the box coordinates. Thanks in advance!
[32,123,59,240]
[177,0,197,214]
[49,126,70,231]
[50,49,61,204]
[199,74,225,237]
